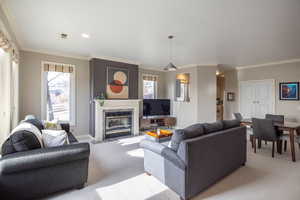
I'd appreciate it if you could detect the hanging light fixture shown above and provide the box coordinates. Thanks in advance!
[164,35,177,71]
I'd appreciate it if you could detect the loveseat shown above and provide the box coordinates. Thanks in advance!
[140,120,246,200]
[0,117,90,200]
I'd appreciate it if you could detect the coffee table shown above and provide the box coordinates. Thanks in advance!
[145,129,173,143]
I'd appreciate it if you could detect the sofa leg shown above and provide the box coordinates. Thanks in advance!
[76,184,85,189]
[241,163,246,166]
[145,172,152,176]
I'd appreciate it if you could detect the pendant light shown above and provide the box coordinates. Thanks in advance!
[164,35,177,71]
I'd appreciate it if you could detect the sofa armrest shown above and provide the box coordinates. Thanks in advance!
[140,140,186,170]
[0,143,90,175]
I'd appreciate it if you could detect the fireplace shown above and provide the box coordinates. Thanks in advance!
[104,109,133,139]
[94,99,140,142]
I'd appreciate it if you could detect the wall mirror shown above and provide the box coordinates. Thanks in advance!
[175,73,190,102]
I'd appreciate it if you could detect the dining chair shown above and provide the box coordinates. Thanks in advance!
[252,118,283,157]
[265,114,285,152]
[234,113,254,148]
[233,113,243,121]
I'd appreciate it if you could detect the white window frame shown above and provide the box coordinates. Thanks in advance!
[41,61,76,125]
[142,74,158,99]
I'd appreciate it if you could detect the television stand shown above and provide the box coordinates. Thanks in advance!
[140,115,176,130]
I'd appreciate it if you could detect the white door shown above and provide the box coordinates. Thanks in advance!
[240,80,275,119]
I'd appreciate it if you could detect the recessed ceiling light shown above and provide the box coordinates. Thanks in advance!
[81,33,90,38]
[60,33,68,39]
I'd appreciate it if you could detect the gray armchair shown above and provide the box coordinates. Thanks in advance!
[140,122,246,200]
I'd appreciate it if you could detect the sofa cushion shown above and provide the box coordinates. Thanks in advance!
[184,123,205,138]
[202,121,224,134]
[170,123,205,151]
[23,118,44,132]
[222,119,240,130]
[1,130,42,156]
[170,129,185,151]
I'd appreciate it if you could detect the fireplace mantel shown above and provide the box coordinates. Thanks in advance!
[94,99,141,142]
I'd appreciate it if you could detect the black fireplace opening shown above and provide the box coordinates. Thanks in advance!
[104,110,133,139]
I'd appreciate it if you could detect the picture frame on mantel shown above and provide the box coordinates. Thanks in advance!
[279,82,299,101]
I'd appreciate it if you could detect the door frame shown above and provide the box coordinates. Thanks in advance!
[238,79,276,117]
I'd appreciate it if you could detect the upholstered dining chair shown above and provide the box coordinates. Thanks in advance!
[233,113,243,121]
[234,113,254,148]
[265,114,285,151]
[252,118,283,157]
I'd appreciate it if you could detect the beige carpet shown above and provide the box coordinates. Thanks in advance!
[46,136,300,200]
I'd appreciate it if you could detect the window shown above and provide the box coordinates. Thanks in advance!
[143,74,158,99]
[42,62,75,124]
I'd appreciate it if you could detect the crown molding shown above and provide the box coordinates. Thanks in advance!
[89,55,140,65]
[178,63,218,69]
[21,48,90,60]
[139,66,165,72]
[236,58,300,70]
[0,2,20,48]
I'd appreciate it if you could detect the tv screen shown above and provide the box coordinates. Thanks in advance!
[143,99,170,116]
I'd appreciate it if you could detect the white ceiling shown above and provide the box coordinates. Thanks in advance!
[2,0,300,69]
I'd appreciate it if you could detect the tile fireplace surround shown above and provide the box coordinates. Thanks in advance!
[94,99,141,142]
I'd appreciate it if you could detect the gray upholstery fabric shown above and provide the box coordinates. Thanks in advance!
[202,121,223,134]
[222,119,240,130]
[140,140,185,170]
[183,123,205,137]
[265,114,284,124]
[233,113,243,121]
[170,124,205,151]
[0,131,90,200]
[252,118,279,141]
[141,125,247,200]
[265,114,284,135]
[169,129,185,151]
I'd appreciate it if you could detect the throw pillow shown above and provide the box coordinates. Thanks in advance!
[42,130,69,147]
[43,121,62,130]
[11,122,44,147]
[169,129,185,151]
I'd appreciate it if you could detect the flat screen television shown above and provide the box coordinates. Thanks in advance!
[143,99,170,116]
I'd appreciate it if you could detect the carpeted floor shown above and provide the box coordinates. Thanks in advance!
[46,136,300,200]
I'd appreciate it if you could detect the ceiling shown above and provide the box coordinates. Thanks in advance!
[2,0,300,69]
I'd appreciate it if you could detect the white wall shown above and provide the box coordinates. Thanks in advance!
[197,66,217,122]
[166,65,217,128]
[224,62,300,122]
[20,51,90,136]
[224,70,238,120]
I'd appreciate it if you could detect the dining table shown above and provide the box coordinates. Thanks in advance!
[240,119,300,162]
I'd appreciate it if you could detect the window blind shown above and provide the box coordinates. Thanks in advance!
[43,63,74,73]
[143,74,158,81]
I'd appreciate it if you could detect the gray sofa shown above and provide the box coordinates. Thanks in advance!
[0,122,90,200]
[140,120,247,200]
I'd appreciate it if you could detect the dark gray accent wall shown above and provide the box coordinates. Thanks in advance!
[89,58,139,136]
